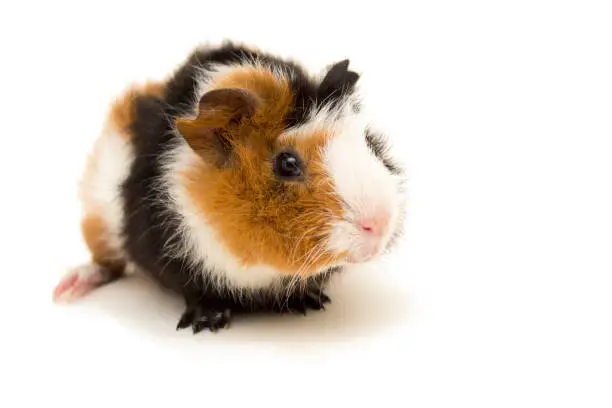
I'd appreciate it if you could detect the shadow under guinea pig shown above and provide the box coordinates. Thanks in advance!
[73,262,411,346]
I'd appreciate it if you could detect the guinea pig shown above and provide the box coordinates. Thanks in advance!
[52,42,405,333]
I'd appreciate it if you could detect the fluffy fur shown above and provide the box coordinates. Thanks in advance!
[53,42,405,333]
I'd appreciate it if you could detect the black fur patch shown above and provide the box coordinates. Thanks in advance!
[365,129,403,175]
[121,95,206,299]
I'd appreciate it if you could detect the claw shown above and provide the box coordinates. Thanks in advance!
[274,290,331,315]
[192,321,209,334]
[177,304,232,334]
[176,308,195,330]
[291,303,307,315]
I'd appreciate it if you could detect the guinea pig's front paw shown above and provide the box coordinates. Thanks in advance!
[176,304,232,334]
[275,290,331,315]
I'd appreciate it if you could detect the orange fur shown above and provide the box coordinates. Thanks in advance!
[177,68,293,137]
[178,69,346,276]
[81,215,124,274]
[212,67,293,121]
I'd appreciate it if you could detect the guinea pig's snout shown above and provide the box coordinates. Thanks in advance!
[347,212,392,263]
[357,215,388,237]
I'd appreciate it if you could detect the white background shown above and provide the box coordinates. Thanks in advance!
[1,1,611,407]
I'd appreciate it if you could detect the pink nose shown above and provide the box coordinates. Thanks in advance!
[357,216,388,237]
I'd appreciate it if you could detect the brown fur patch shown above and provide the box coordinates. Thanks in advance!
[178,69,345,276]
[108,82,165,139]
[212,67,293,124]
[81,215,124,274]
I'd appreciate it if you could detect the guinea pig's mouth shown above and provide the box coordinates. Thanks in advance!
[328,213,399,267]
[344,245,385,265]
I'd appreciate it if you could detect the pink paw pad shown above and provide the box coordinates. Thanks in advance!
[52,264,108,303]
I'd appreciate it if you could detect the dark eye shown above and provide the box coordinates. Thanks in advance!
[273,151,303,180]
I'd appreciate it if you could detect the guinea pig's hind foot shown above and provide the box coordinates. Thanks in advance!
[52,263,120,303]
[176,303,232,334]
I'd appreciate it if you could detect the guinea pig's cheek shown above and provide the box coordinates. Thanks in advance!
[326,222,345,250]
[326,221,355,261]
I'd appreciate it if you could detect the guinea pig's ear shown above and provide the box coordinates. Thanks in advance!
[176,88,259,166]
[319,59,360,97]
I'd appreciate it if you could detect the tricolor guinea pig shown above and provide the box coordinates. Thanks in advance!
[52,42,405,333]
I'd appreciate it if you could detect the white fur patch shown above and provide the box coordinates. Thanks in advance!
[80,127,134,258]
[280,91,363,141]
[322,111,402,261]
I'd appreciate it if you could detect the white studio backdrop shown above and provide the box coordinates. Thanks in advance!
[0,1,610,407]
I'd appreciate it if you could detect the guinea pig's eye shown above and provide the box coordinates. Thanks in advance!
[273,151,303,180]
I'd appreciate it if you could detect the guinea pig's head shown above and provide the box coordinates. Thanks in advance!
[176,62,404,278]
